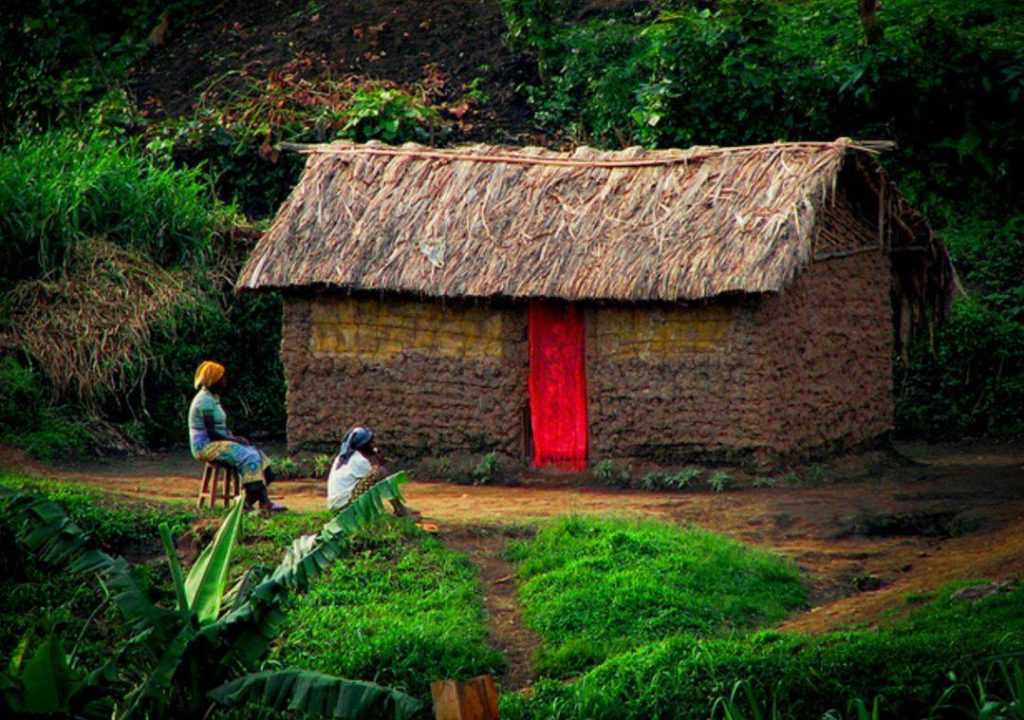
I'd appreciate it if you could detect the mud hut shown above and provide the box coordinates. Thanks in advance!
[238,139,956,467]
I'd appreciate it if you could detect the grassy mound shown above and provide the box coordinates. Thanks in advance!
[502,582,1024,719]
[506,516,806,677]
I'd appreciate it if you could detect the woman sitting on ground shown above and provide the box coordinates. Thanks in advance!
[188,361,285,512]
[327,426,415,517]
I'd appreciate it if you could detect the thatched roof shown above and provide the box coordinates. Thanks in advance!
[239,139,954,317]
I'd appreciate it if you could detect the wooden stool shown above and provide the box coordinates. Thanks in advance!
[198,462,241,508]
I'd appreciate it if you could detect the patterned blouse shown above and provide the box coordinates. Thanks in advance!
[188,387,228,454]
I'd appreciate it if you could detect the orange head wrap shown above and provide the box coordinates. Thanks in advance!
[194,361,226,390]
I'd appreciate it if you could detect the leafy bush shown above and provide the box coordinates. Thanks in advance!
[150,63,451,218]
[268,455,303,480]
[501,583,1024,720]
[0,0,201,141]
[506,516,805,677]
[666,468,701,489]
[896,290,1024,441]
[274,519,505,704]
[592,459,632,487]
[0,129,284,449]
[311,453,333,479]
[640,467,701,490]
[341,88,443,144]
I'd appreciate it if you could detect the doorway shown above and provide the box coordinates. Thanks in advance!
[527,302,588,469]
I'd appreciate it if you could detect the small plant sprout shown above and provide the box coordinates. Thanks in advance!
[593,460,632,488]
[642,472,665,491]
[437,456,453,478]
[473,451,499,485]
[269,456,303,480]
[707,471,733,493]
[593,459,616,484]
[667,468,700,489]
[311,454,332,479]
[807,464,827,484]
[752,476,777,488]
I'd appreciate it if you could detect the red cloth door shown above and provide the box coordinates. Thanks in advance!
[528,302,588,470]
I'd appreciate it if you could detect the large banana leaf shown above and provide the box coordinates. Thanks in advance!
[184,496,245,624]
[209,668,421,720]
[0,487,115,574]
[116,624,199,720]
[103,556,180,652]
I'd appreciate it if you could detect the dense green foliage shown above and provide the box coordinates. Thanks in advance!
[0,130,285,451]
[0,131,231,284]
[155,70,449,218]
[0,0,194,141]
[502,582,1024,719]
[507,516,805,677]
[275,520,506,706]
[499,0,1024,439]
[0,358,90,459]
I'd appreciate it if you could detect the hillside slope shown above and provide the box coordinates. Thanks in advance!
[129,0,538,143]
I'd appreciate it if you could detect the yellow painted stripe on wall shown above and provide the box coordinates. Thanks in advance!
[596,305,738,359]
[311,296,504,359]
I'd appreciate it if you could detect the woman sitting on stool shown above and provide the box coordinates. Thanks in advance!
[328,426,415,517]
[188,361,285,512]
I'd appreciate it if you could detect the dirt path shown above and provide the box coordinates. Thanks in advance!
[442,525,541,690]
[4,442,1024,637]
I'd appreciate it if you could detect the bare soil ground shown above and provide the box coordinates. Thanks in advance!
[5,441,1023,683]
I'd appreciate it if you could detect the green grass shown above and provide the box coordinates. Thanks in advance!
[505,516,806,677]
[0,473,196,549]
[0,130,237,286]
[273,518,505,705]
[501,582,1024,720]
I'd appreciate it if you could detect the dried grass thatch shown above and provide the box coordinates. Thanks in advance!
[2,238,195,406]
[239,138,955,335]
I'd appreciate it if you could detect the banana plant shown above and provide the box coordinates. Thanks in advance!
[0,473,422,720]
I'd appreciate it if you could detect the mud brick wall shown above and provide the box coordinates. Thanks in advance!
[585,300,766,463]
[586,250,893,463]
[751,250,893,457]
[282,292,528,457]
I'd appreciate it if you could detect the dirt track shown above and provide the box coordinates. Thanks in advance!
[4,442,1023,638]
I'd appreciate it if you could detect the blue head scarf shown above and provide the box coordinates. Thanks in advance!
[337,427,374,466]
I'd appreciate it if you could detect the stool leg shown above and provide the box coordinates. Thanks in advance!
[231,470,240,503]
[222,468,232,507]
[212,466,221,507]
[199,465,213,507]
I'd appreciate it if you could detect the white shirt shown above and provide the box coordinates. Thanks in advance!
[327,450,373,510]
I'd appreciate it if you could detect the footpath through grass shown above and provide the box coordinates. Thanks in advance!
[506,515,806,677]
